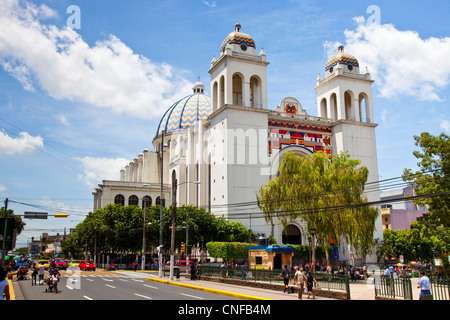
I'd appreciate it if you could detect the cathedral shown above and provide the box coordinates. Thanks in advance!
[92,23,382,263]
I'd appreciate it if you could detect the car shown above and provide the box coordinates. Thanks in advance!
[79,260,96,271]
[54,258,67,270]
[68,260,81,267]
[36,260,50,270]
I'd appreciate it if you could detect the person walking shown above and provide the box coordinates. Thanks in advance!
[0,266,10,300]
[306,272,319,299]
[51,269,60,294]
[38,263,45,285]
[293,267,306,300]
[31,263,38,286]
[278,265,291,294]
[417,270,431,300]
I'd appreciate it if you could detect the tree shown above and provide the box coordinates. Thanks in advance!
[1,206,26,236]
[257,151,379,259]
[402,132,450,228]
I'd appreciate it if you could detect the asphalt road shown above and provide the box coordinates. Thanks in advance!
[18,270,242,300]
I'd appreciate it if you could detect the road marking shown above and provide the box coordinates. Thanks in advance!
[83,295,93,300]
[143,284,159,289]
[134,293,152,299]
[103,278,113,282]
[86,278,93,282]
[105,284,116,289]
[180,293,205,299]
[118,279,128,282]
[133,279,144,282]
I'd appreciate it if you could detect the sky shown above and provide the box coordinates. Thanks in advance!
[0,0,449,248]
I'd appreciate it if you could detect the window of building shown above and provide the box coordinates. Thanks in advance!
[142,196,152,209]
[128,195,139,206]
[114,194,125,206]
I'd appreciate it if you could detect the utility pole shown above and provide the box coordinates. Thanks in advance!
[158,131,165,278]
[141,207,146,271]
[1,198,8,267]
[169,173,177,280]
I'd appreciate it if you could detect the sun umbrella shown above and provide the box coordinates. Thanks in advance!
[410,261,418,265]
[395,263,405,266]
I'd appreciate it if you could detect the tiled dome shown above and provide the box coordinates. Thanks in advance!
[156,83,212,136]
[325,45,359,72]
[220,23,255,52]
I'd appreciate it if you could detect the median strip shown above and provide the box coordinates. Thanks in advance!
[146,277,271,300]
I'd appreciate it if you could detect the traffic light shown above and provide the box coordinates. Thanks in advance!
[181,243,186,253]
[54,213,68,218]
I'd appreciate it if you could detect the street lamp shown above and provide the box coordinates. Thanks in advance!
[157,131,169,278]
[310,227,316,273]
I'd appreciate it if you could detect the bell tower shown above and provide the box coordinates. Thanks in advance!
[209,23,269,112]
[315,45,383,242]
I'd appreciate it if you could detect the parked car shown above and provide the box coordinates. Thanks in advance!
[54,258,67,270]
[79,260,96,271]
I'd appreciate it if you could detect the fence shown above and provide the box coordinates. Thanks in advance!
[430,275,450,300]
[198,266,350,298]
[374,276,413,300]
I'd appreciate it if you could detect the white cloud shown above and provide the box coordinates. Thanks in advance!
[440,119,450,132]
[0,131,44,155]
[0,183,6,193]
[325,17,450,101]
[0,0,193,119]
[75,156,129,187]
[55,114,70,126]
[202,1,216,8]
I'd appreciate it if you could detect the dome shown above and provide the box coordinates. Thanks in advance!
[156,83,212,137]
[220,23,255,52]
[325,45,359,72]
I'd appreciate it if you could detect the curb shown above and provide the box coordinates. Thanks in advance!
[147,277,272,300]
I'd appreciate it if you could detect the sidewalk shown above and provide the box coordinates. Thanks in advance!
[146,272,331,300]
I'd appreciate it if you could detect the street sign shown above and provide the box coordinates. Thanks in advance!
[24,212,48,219]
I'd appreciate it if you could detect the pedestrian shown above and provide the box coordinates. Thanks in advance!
[350,266,356,282]
[51,269,60,294]
[306,271,319,299]
[38,263,45,285]
[241,262,247,281]
[31,263,38,286]
[278,265,291,294]
[0,266,10,300]
[417,270,431,300]
[293,267,306,300]
[190,261,196,280]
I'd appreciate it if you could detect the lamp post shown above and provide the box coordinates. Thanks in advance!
[310,227,316,273]
[158,131,168,278]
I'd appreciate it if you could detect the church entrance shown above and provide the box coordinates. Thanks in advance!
[282,224,302,245]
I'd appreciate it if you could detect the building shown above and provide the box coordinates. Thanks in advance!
[380,187,428,230]
[93,24,383,263]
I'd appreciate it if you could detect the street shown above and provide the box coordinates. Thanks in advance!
[17,270,242,300]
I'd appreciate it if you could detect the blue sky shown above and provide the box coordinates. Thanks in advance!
[0,0,449,248]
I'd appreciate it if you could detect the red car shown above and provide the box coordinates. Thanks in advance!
[54,258,67,270]
[79,260,96,271]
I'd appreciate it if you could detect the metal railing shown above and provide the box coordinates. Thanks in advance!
[374,276,413,300]
[198,267,350,297]
[429,275,450,300]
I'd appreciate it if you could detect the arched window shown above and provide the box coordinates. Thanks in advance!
[142,196,152,209]
[232,73,243,106]
[282,224,302,245]
[250,75,261,108]
[114,194,125,206]
[128,195,139,206]
[156,196,165,207]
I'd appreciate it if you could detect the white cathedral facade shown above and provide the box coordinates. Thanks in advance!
[93,24,382,263]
